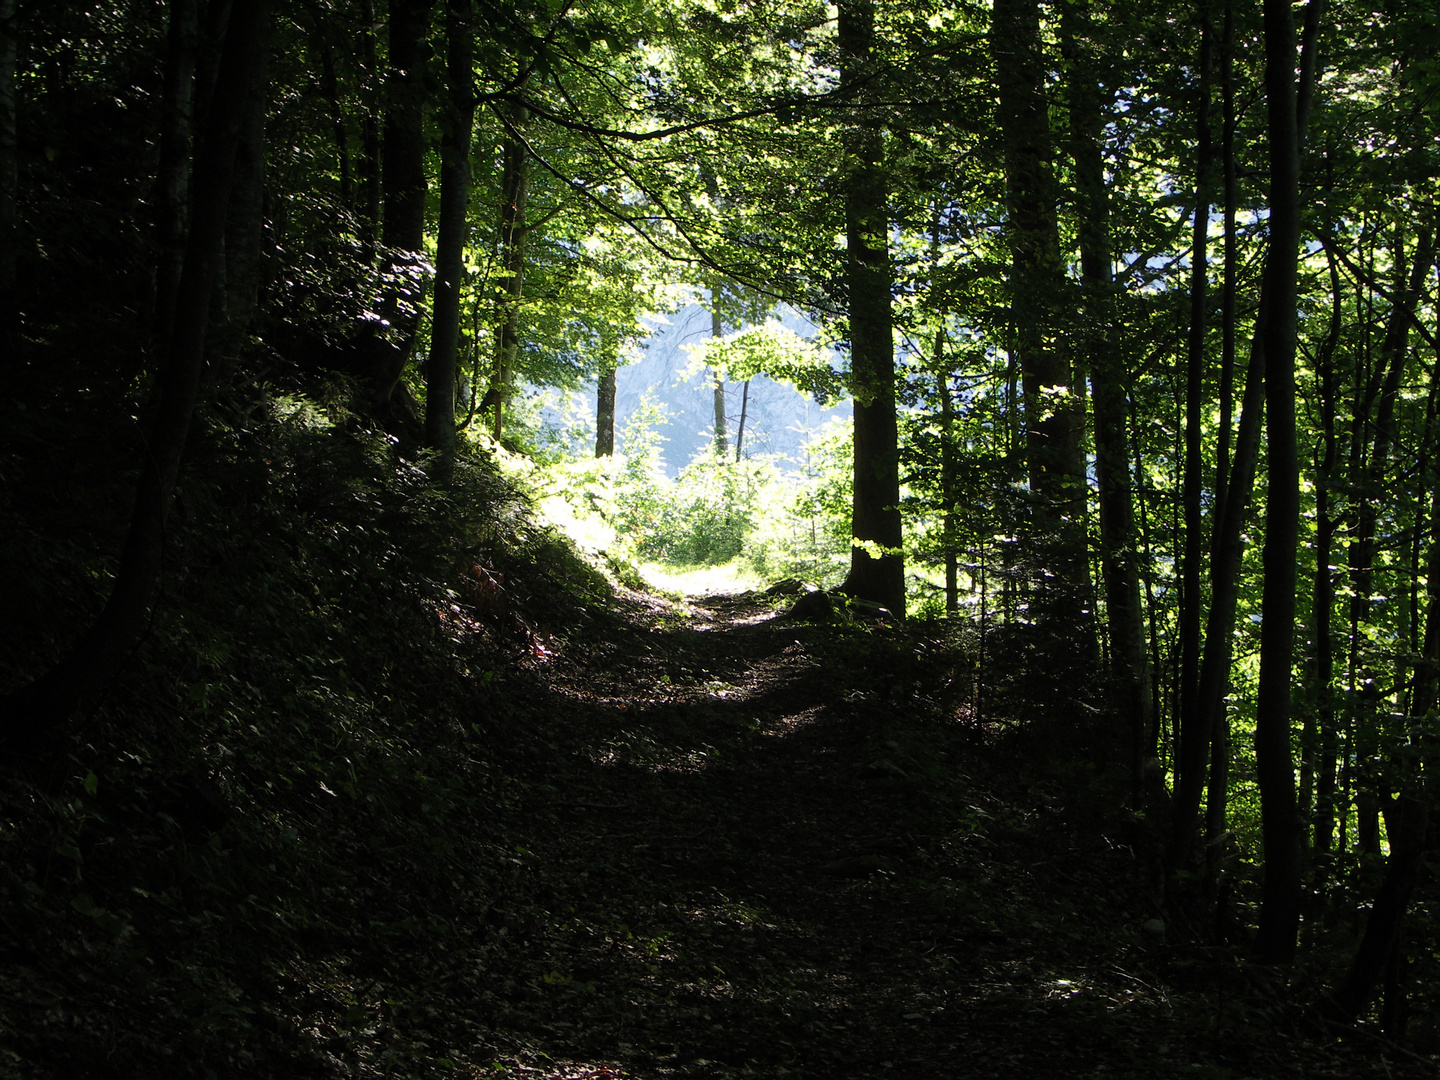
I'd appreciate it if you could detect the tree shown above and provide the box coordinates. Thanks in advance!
[993,0,1092,676]
[836,0,904,619]
[424,0,478,471]
[1,0,272,750]
[365,0,435,420]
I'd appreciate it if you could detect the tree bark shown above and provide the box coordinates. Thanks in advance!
[355,0,382,261]
[367,0,435,417]
[0,0,271,751]
[595,350,617,457]
[1061,0,1152,778]
[836,0,904,618]
[214,29,269,388]
[1174,0,1214,853]
[488,95,530,441]
[1252,0,1304,964]
[1308,233,1344,884]
[424,0,476,471]
[734,379,750,462]
[1202,0,1239,873]
[0,0,13,321]
[153,0,199,354]
[710,299,728,456]
[994,0,1091,659]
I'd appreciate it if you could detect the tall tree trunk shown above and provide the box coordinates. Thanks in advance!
[595,349,617,457]
[937,329,959,614]
[710,300,727,455]
[424,0,476,471]
[367,0,434,418]
[836,0,904,618]
[1252,0,1304,964]
[734,379,750,462]
[214,32,269,388]
[316,31,352,210]
[0,0,271,751]
[1202,0,1239,873]
[1308,232,1344,886]
[994,0,1091,664]
[1062,0,1153,779]
[355,0,382,261]
[153,0,199,353]
[0,0,13,319]
[489,95,530,441]
[1174,0,1215,854]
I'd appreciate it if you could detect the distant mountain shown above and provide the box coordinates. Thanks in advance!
[615,303,851,475]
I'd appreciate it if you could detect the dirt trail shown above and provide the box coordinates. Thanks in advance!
[462,593,1393,1080]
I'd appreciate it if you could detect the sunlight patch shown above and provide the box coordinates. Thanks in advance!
[637,559,762,596]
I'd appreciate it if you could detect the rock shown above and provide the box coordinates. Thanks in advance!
[778,589,834,622]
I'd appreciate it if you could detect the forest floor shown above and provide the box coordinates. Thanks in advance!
[4,502,1436,1080]
[394,588,1426,1080]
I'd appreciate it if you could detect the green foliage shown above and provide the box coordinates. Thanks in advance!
[685,322,846,406]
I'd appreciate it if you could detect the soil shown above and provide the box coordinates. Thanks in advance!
[423,591,1416,1080]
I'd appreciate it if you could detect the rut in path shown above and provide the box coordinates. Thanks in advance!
[467,593,1207,1079]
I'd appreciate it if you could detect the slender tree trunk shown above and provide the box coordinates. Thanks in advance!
[424,0,476,471]
[1174,0,1214,854]
[1309,234,1344,886]
[595,350,617,457]
[0,0,271,751]
[836,0,904,618]
[0,0,14,308]
[1062,0,1152,778]
[1203,0,1240,873]
[1252,0,1304,964]
[734,379,750,461]
[153,0,199,353]
[317,32,352,209]
[355,0,382,261]
[1324,793,1430,1024]
[367,0,434,418]
[994,0,1091,663]
[214,33,269,388]
[710,299,728,456]
[488,95,530,441]
[937,330,959,614]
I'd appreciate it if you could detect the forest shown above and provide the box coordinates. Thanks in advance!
[2,0,1440,1075]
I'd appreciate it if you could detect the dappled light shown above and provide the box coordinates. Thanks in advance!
[4,0,1440,1073]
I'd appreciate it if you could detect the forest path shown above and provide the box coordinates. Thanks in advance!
[465,593,1350,1079]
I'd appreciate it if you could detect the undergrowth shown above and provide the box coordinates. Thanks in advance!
[0,387,617,1078]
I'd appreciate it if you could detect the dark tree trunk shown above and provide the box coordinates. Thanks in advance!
[1308,234,1344,885]
[836,0,904,618]
[488,95,530,440]
[317,30,352,209]
[994,0,1091,659]
[424,0,476,471]
[937,330,959,614]
[710,300,727,456]
[355,0,382,260]
[734,379,750,462]
[1202,0,1239,872]
[1252,0,1304,964]
[0,0,271,751]
[153,0,199,352]
[1173,0,1214,857]
[595,351,616,457]
[1062,0,1152,779]
[214,31,269,387]
[1324,794,1430,1024]
[0,0,16,338]
[367,0,435,417]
